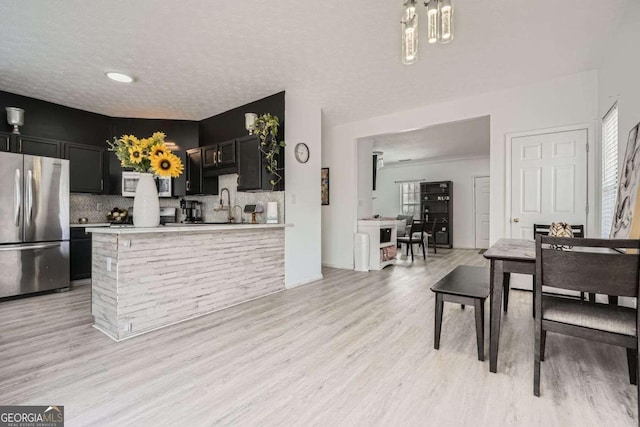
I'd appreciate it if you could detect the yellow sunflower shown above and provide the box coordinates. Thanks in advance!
[128,145,144,164]
[151,152,184,178]
[138,138,153,148]
[150,143,170,158]
[121,135,139,146]
[151,131,166,141]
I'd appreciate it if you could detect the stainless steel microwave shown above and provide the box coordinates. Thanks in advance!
[122,171,172,197]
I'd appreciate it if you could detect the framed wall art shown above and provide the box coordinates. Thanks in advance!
[321,168,330,205]
[611,121,640,239]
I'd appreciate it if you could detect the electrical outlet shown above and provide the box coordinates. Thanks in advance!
[106,257,112,271]
[96,202,102,211]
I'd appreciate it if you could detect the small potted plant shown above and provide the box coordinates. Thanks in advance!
[253,113,286,190]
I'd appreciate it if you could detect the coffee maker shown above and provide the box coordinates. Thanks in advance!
[180,199,203,223]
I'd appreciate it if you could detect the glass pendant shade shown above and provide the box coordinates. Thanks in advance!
[438,0,454,43]
[401,2,418,65]
[427,1,439,44]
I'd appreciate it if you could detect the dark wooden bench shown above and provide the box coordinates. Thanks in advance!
[430,265,490,361]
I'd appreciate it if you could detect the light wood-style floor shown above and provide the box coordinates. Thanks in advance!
[0,249,636,426]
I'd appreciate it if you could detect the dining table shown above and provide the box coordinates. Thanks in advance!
[483,238,536,373]
[483,237,622,373]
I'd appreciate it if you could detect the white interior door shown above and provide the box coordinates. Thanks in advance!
[511,129,588,238]
[509,128,588,291]
[474,176,490,249]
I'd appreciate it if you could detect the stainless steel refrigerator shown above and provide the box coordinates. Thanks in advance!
[0,152,70,298]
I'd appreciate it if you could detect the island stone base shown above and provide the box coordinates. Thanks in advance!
[91,227,285,341]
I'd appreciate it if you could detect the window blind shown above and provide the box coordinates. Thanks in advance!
[601,104,618,238]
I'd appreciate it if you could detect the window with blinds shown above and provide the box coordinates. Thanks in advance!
[601,104,619,238]
[400,182,421,218]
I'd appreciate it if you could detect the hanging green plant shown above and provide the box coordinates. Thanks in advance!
[254,113,286,190]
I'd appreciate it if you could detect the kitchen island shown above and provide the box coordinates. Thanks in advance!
[87,224,287,341]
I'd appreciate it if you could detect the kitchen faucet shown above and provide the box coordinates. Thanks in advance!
[232,205,244,223]
[218,187,233,223]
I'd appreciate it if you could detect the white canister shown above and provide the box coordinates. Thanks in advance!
[266,202,279,224]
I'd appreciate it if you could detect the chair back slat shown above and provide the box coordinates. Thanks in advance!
[409,220,423,235]
[534,224,585,238]
[537,236,640,298]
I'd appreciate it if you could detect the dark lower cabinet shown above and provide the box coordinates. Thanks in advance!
[64,143,105,193]
[16,135,60,157]
[237,135,283,191]
[70,228,92,281]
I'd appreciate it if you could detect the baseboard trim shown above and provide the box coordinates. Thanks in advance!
[322,262,354,270]
[286,274,324,289]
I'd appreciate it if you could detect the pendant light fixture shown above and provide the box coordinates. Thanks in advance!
[402,0,454,64]
[438,0,454,43]
[401,0,418,65]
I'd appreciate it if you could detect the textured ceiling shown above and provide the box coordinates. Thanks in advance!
[366,115,489,164]
[0,0,628,126]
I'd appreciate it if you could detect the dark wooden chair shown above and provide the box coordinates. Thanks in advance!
[397,220,425,262]
[431,265,490,361]
[533,224,585,238]
[533,235,640,409]
[425,219,438,254]
[532,224,590,310]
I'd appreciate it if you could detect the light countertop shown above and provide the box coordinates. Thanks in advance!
[70,223,111,228]
[86,223,290,234]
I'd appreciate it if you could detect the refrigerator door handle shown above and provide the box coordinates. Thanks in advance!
[14,168,21,226]
[26,169,33,226]
[0,242,62,252]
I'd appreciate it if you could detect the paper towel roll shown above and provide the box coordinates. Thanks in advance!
[266,202,278,224]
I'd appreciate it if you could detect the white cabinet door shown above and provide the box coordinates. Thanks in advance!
[474,176,490,249]
[510,129,588,239]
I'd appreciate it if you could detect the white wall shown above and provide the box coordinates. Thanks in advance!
[284,92,323,287]
[322,71,598,269]
[598,1,640,162]
[372,156,490,248]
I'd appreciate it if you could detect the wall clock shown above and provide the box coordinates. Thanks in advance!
[295,143,310,163]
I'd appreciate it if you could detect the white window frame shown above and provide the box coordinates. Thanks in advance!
[400,181,421,218]
[601,103,619,238]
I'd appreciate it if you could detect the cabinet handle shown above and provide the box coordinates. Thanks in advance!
[186,181,191,191]
[100,179,104,191]
[5,136,8,151]
[19,138,23,153]
[213,151,217,165]
[218,150,222,163]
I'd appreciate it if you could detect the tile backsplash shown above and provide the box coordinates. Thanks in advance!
[70,174,285,224]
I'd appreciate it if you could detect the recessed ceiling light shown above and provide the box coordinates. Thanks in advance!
[105,72,135,83]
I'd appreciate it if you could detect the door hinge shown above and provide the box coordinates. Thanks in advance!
[586,203,590,214]
[586,143,589,153]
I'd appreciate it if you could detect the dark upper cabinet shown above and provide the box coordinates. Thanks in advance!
[217,140,236,167]
[70,227,92,281]
[106,151,123,195]
[0,132,10,152]
[186,148,203,195]
[202,140,237,176]
[237,135,283,191]
[64,143,105,194]
[15,135,60,158]
[186,148,219,195]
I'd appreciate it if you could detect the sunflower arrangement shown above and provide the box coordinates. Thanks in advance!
[107,131,184,178]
